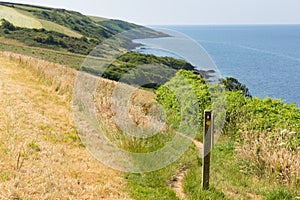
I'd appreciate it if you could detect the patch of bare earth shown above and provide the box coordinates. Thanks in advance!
[170,140,202,200]
[0,56,131,199]
[170,166,189,200]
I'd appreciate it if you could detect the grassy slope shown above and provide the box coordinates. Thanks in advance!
[0,5,42,28]
[0,2,171,70]
[89,15,108,22]
[0,2,162,42]
[0,2,298,200]
[184,137,299,200]
[1,52,297,199]
[121,71,299,200]
[0,37,86,69]
[0,4,82,38]
[0,54,131,199]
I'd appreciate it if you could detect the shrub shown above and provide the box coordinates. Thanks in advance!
[157,70,300,186]
[220,77,251,97]
[1,19,16,31]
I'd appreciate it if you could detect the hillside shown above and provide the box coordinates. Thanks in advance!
[0,2,196,87]
[0,52,132,199]
[0,1,158,39]
[1,51,299,199]
[0,2,299,200]
[0,2,197,89]
[0,2,171,70]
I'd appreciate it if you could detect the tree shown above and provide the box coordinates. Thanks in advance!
[45,35,55,44]
[1,19,16,31]
[220,77,252,98]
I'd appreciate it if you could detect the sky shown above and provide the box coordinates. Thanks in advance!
[8,0,300,25]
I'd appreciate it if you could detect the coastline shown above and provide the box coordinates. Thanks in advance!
[138,25,300,105]
[132,33,221,83]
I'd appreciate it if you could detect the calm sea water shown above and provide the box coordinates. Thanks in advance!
[136,25,300,106]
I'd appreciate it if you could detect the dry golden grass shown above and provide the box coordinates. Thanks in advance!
[0,5,42,29]
[1,51,76,98]
[94,81,158,132]
[0,52,131,199]
[93,78,169,152]
[237,128,300,186]
[0,37,26,47]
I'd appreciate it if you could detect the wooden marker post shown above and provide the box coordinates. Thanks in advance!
[211,114,214,149]
[202,110,213,190]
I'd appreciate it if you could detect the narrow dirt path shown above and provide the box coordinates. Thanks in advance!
[0,56,131,199]
[171,166,190,200]
[171,140,203,200]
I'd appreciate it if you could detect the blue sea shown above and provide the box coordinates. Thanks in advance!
[135,25,300,106]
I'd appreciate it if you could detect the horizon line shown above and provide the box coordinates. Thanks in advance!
[146,23,300,26]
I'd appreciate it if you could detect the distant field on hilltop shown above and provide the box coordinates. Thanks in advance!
[0,5,82,38]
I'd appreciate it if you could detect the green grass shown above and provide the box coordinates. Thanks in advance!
[0,20,99,55]
[264,189,297,200]
[17,9,83,38]
[125,71,299,199]
[199,137,298,199]
[0,6,83,38]
[0,2,165,43]
[28,140,41,152]
[0,40,85,69]
[0,172,11,182]
[18,5,112,40]
[0,3,298,199]
[39,19,82,38]
[181,136,299,200]
[126,145,199,200]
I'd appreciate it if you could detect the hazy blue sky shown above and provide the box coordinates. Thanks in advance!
[9,0,300,25]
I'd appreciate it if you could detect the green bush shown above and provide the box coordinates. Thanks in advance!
[1,19,16,31]
[220,77,251,97]
[156,69,300,141]
[156,70,211,140]
[0,21,98,54]
[90,52,196,89]
[225,92,300,136]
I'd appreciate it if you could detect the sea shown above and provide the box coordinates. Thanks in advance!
[134,25,300,106]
